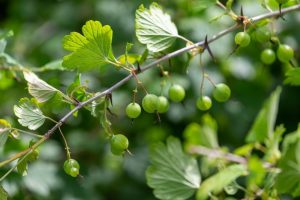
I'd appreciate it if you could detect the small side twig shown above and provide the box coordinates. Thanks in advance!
[188,145,275,169]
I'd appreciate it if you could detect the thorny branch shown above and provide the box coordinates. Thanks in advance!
[1,3,300,174]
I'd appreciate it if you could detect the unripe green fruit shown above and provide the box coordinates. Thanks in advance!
[110,134,129,155]
[64,159,80,177]
[261,49,276,65]
[277,44,294,63]
[168,84,185,102]
[253,27,271,43]
[196,96,212,111]
[142,94,158,113]
[126,103,141,118]
[276,0,288,4]
[235,32,251,47]
[157,96,169,113]
[213,83,231,102]
[69,167,80,177]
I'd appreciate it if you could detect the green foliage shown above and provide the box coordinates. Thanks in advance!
[183,114,219,148]
[23,71,61,103]
[0,119,11,153]
[275,125,300,196]
[247,156,266,187]
[246,87,281,143]
[17,147,39,176]
[62,20,117,71]
[1,0,300,199]
[197,0,217,11]
[135,3,180,52]
[0,185,8,200]
[284,68,300,86]
[196,164,247,200]
[14,98,46,130]
[146,137,201,200]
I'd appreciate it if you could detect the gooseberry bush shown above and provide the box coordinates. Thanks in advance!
[1,0,300,199]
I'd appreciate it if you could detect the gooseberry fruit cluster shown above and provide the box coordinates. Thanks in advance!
[196,83,231,111]
[260,44,294,65]
[64,159,80,177]
[125,83,185,118]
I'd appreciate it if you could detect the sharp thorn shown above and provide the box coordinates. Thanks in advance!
[240,6,244,17]
[204,35,216,62]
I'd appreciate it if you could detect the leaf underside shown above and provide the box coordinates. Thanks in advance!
[146,136,201,200]
[23,71,59,103]
[135,3,179,52]
[14,98,45,130]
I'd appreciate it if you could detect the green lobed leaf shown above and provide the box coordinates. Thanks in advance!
[0,185,8,200]
[284,68,300,86]
[146,136,201,200]
[246,87,281,143]
[14,98,46,130]
[196,164,247,200]
[62,20,117,71]
[275,125,300,196]
[0,119,11,153]
[135,3,180,52]
[23,71,60,103]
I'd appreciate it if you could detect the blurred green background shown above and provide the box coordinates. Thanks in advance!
[0,0,299,199]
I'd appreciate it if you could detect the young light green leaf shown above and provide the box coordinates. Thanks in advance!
[246,87,281,143]
[117,43,141,65]
[23,71,60,103]
[66,73,90,102]
[146,136,201,200]
[275,126,300,197]
[118,54,141,65]
[0,119,11,153]
[17,149,39,176]
[284,68,300,86]
[0,30,13,54]
[264,125,285,163]
[196,164,247,200]
[183,114,219,149]
[226,0,234,9]
[0,185,8,200]
[62,20,117,71]
[247,156,266,187]
[136,3,180,52]
[39,60,66,71]
[194,0,217,11]
[14,98,46,130]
